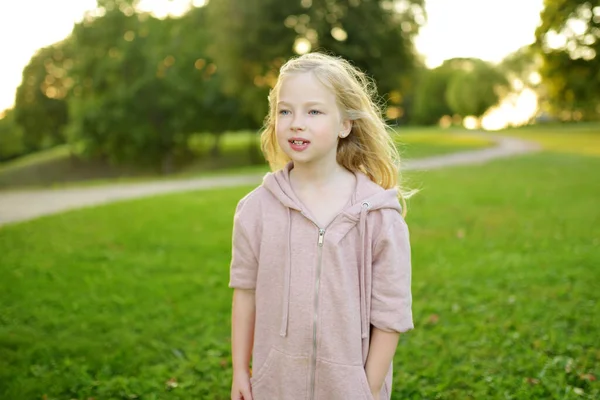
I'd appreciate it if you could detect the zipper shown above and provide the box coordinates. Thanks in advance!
[309,228,325,400]
[301,211,344,400]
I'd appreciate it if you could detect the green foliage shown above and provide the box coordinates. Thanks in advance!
[8,0,429,165]
[0,110,26,161]
[499,45,542,92]
[65,4,253,173]
[205,0,298,123]
[411,67,454,125]
[534,0,600,120]
[13,43,71,151]
[411,58,508,124]
[0,132,599,398]
[206,0,426,124]
[66,8,180,172]
[444,58,508,119]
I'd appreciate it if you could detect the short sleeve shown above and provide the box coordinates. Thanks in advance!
[370,215,414,333]
[228,201,259,290]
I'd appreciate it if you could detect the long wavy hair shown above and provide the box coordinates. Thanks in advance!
[260,52,416,216]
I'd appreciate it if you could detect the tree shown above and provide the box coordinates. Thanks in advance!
[411,58,507,125]
[443,58,508,119]
[175,6,256,157]
[534,0,600,120]
[206,0,426,124]
[66,4,158,167]
[65,1,252,172]
[411,67,454,125]
[13,43,71,151]
[500,45,542,94]
[0,109,26,161]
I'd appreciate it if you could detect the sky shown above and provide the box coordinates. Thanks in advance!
[0,0,545,113]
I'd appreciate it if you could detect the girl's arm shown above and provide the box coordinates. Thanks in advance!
[364,327,400,397]
[232,288,256,374]
[231,289,256,399]
[367,214,413,397]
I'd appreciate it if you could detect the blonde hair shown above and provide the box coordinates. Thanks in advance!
[260,52,416,216]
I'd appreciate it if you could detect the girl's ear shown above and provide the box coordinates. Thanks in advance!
[339,119,352,138]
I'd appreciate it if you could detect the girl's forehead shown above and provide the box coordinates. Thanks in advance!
[277,72,337,104]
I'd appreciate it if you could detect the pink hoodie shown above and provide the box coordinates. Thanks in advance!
[229,162,413,400]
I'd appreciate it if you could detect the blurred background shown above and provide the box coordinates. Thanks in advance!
[0,1,598,399]
[0,0,597,185]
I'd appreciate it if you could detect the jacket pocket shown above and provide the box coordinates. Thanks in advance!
[314,359,374,400]
[250,348,309,400]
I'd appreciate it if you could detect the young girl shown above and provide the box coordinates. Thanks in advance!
[229,52,414,400]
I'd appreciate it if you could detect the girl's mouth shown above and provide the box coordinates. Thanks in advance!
[289,138,310,151]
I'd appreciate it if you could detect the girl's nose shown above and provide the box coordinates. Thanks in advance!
[291,118,305,131]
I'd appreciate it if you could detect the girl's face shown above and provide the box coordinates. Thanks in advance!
[275,72,351,168]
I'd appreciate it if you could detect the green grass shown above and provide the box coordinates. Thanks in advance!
[1,132,598,398]
[500,122,600,156]
[0,145,72,175]
[396,129,495,159]
[0,129,494,190]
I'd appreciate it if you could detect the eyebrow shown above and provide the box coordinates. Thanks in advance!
[277,101,327,107]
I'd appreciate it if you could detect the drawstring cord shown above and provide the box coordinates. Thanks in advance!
[280,208,292,337]
[359,201,370,339]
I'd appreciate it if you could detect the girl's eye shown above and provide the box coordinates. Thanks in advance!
[309,110,322,115]
[278,110,290,116]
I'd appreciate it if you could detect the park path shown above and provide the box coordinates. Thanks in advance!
[0,133,540,227]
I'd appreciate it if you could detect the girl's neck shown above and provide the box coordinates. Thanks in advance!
[290,158,348,191]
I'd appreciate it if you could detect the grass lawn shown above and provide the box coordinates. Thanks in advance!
[1,126,598,399]
[395,128,495,159]
[0,129,494,190]
[499,123,600,156]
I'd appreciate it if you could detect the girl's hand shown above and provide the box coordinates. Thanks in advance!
[231,369,253,400]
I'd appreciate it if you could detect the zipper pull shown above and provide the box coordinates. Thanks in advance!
[318,229,325,247]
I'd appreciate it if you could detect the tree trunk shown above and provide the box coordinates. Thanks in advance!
[161,150,174,175]
[248,132,261,164]
[211,132,223,157]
